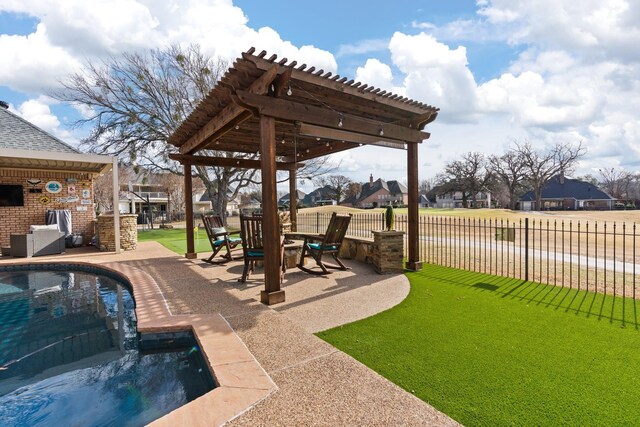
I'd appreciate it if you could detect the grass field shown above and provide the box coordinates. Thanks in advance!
[138,227,213,255]
[318,265,640,426]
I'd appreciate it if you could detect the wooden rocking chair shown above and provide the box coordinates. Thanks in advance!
[238,214,285,283]
[297,212,352,275]
[202,214,242,264]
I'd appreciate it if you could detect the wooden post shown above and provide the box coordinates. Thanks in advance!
[289,168,297,232]
[111,156,121,254]
[406,142,422,271]
[184,164,197,259]
[260,115,285,304]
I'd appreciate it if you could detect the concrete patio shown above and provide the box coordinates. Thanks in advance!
[0,242,457,426]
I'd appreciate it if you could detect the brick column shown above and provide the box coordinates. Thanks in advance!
[372,230,405,274]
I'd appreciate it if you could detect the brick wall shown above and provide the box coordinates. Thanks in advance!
[0,169,96,247]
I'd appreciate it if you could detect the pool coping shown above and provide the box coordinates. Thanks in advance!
[0,260,277,427]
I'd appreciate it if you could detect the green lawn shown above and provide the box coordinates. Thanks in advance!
[138,228,214,254]
[317,265,640,426]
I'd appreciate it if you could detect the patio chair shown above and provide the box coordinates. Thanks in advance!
[297,212,352,275]
[202,214,242,264]
[238,214,285,283]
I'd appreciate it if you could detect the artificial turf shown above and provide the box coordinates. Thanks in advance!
[317,265,640,426]
[137,228,214,254]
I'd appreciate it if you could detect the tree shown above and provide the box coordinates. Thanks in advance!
[488,150,527,210]
[443,152,493,208]
[515,141,585,210]
[314,175,353,204]
[52,44,329,222]
[598,168,634,199]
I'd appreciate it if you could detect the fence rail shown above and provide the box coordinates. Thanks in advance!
[295,212,639,298]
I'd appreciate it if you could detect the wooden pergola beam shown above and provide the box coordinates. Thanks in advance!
[282,140,358,162]
[243,53,434,115]
[179,65,279,155]
[234,90,430,144]
[298,123,408,149]
[169,153,303,170]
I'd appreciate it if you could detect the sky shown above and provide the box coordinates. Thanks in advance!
[1,0,639,192]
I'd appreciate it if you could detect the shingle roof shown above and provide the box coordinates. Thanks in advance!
[278,190,306,204]
[356,178,406,202]
[0,107,79,153]
[519,175,614,201]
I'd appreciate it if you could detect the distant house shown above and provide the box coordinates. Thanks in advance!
[519,174,615,211]
[341,175,407,208]
[196,192,240,216]
[435,190,492,209]
[278,190,306,207]
[302,186,336,207]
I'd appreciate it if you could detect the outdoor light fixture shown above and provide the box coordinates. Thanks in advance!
[297,123,405,150]
[235,125,240,130]
[379,127,384,136]
[338,115,344,128]
[287,85,292,96]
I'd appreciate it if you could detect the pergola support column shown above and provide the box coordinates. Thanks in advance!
[289,169,297,232]
[260,115,285,305]
[184,164,197,259]
[406,142,422,271]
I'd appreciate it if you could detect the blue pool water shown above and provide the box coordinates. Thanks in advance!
[0,266,215,426]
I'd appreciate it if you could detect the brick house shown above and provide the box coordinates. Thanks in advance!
[342,175,407,208]
[0,104,117,249]
[519,174,615,211]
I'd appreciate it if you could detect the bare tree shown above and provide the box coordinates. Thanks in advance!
[598,168,634,199]
[515,141,585,210]
[488,150,527,210]
[443,152,493,208]
[52,44,329,222]
[314,175,353,204]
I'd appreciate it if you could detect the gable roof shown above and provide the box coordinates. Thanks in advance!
[358,178,406,200]
[278,190,306,203]
[0,107,79,153]
[519,175,614,201]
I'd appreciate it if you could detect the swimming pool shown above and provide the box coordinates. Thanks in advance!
[0,266,215,426]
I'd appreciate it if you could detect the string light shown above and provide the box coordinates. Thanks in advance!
[338,115,344,128]
[325,142,330,147]
[286,85,292,96]
[379,127,384,136]
[235,125,240,130]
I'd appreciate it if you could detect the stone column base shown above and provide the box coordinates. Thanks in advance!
[405,260,423,271]
[185,252,198,259]
[261,290,285,305]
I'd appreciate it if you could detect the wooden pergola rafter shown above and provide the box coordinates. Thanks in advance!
[167,47,439,305]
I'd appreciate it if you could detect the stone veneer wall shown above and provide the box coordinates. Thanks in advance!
[0,169,95,247]
[97,214,138,251]
[371,230,405,274]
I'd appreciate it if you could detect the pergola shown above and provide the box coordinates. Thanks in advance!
[167,48,438,305]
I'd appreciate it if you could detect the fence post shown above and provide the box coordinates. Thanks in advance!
[524,217,529,281]
[316,212,320,234]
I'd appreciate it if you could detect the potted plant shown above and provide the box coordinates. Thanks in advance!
[385,205,394,231]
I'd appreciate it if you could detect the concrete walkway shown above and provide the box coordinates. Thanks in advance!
[0,243,458,426]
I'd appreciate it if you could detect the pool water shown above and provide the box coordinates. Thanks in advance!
[0,268,215,426]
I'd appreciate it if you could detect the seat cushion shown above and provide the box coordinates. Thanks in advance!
[307,243,338,251]
[247,250,264,257]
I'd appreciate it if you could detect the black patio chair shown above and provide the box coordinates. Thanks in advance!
[297,212,352,275]
[238,214,285,283]
[201,214,242,264]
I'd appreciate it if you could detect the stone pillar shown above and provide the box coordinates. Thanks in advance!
[97,214,138,251]
[372,230,405,274]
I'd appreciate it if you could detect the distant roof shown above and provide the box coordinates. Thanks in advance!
[278,190,306,203]
[519,175,614,201]
[358,178,406,201]
[0,107,79,154]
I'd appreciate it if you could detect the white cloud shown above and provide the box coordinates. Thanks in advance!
[15,96,77,144]
[336,38,389,58]
[355,59,398,93]
[0,0,337,94]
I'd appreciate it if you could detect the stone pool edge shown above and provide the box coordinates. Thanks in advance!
[1,260,277,427]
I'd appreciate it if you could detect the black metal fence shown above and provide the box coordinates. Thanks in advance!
[296,212,639,298]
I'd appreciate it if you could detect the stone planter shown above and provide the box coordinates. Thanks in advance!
[371,230,405,274]
[97,214,138,252]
